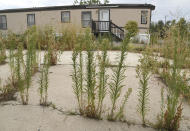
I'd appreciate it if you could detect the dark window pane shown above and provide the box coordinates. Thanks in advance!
[81,12,91,28]
[0,15,7,29]
[82,20,91,28]
[141,11,148,24]
[27,14,35,26]
[61,11,70,23]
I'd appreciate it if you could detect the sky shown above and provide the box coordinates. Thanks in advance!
[0,0,189,22]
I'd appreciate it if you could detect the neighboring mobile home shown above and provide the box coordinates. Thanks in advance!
[0,4,155,41]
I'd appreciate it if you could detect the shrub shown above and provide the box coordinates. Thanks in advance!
[125,21,139,38]
[59,26,78,50]
[0,79,17,101]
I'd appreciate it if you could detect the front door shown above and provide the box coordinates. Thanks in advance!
[99,9,110,32]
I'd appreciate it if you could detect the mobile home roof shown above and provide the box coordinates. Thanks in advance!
[0,4,155,13]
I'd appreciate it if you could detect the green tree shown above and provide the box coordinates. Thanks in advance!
[177,18,188,38]
[125,21,139,37]
[150,20,169,39]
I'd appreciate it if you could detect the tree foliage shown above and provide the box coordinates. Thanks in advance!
[150,17,190,40]
[74,0,109,5]
[176,18,189,38]
[125,21,139,38]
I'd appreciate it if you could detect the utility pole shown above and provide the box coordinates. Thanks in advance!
[165,15,167,25]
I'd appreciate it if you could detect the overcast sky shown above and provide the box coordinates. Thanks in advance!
[0,0,189,22]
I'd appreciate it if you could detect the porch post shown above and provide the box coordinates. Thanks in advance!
[109,20,112,32]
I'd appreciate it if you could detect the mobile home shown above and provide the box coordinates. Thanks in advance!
[0,4,155,41]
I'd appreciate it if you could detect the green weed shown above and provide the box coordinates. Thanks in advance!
[108,21,138,121]
[136,50,151,125]
[39,51,50,106]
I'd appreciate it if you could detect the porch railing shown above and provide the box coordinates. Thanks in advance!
[92,20,125,41]
[92,21,110,32]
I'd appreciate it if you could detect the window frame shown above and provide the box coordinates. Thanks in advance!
[0,15,7,30]
[81,11,92,28]
[61,11,71,23]
[27,14,35,27]
[141,11,148,24]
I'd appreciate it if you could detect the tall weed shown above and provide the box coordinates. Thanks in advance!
[136,50,152,125]
[0,33,6,64]
[97,38,109,118]
[39,51,50,106]
[15,43,25,104]
[108,21,138,121]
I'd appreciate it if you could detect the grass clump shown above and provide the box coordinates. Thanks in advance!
[38,26,61,65]
[0,79,17,101]
[47,29,59,66]
[59,26,78,50]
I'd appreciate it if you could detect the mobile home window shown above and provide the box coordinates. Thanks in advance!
[27,14,35,26]
[141,11,148,24]
[61,11,70,23]
[0,15,7,30]
[81,11,91,28]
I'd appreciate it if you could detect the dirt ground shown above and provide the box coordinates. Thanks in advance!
[0,51,190,131]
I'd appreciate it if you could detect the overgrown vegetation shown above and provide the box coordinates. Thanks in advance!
[0,79,17,101]
[0,33,6,64]
[158,26,185,131]
[0,16,189,131]
[72,23,137,120]
[149,18,190,130]
[38,27,61,65]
